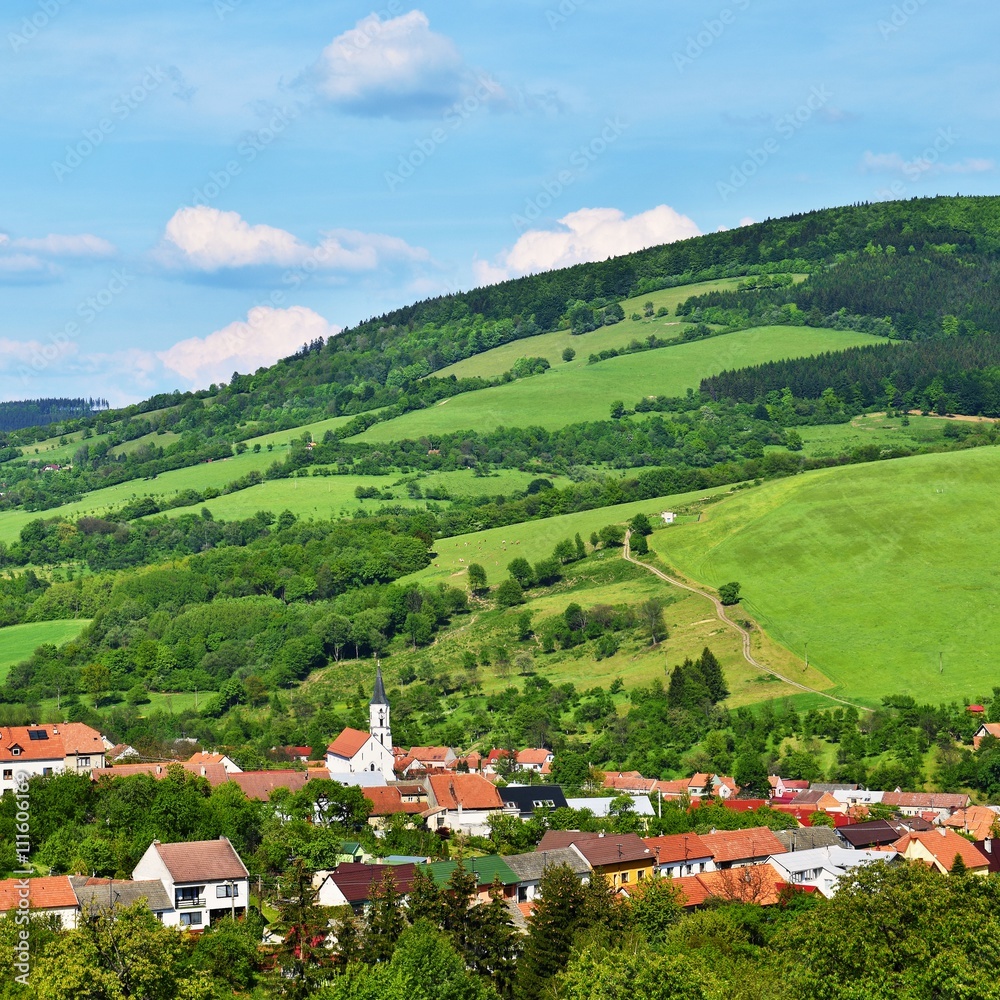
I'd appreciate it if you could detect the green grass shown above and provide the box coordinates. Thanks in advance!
[651,445,1000,704]
[240,414,364,451]
[0,620,91,681]
[356,326,888,442]
[782,413,954,458]
[434,277,806,381]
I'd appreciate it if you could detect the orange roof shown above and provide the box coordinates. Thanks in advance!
[187,751,230,767]
[698,866,786,905]
[0,876,77,912]
[699,827,787,865]
[644,833,713,864]
[893,829,991,872]
[517,749,552,766]
[228,770,309,801]
[57,723,105,755]
[944,807,999,841]
[91,761,229,787]
[1,725,67,763]
[326,728,371,760]
[427,773,503,810]
[363,786,424,816]
[409,747,454,764]
[669,874,712,907]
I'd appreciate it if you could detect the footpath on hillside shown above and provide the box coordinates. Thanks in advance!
[622,530,862,710]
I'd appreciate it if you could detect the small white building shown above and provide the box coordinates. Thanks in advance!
[132,837,249,930]
[661,512,676,525]
[766,846,897,898]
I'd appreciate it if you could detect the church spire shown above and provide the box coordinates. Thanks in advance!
[369,661,392,750]
[370,662,388,706]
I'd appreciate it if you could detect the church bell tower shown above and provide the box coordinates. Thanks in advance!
[370,662,392,750]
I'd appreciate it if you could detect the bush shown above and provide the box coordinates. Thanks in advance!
[719,581,741,605]
[495,578,525,608]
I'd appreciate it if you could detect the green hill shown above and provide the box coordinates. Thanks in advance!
[651,445,1000,704]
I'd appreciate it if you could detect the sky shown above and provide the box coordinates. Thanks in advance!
[1,0,997,405]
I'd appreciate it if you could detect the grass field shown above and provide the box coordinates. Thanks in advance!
[0,620,91,681]
[433,277,805,381]
[356,326,888,442]
[651,445,1000,704]
[781,413,953,458]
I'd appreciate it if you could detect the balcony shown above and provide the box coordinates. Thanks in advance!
[175,897,205,909]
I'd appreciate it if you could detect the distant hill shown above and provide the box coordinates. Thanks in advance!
[0,398,108,433]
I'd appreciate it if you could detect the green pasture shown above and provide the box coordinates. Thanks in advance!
[240,414,363,451]
[651,445,1000,704]
[0,620,91,682]
[783,413,954,458]
[356,326,888,443]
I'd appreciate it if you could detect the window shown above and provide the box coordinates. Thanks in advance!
[637,869,645,880]
[10,748,20,757]
[78,757,90,768]
[216,884,239,898]
[180,912,203,926]
[2,770,11,781]
[42,768,52,776]
[621,871,629,884]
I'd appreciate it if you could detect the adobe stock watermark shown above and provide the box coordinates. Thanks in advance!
[546,0,590,30]
[18,268,133,385]
[13,770,31,986]
[879,0,931,39]
[716,85,832,202]
[189,102,303,207]
[8,0,72,53]
[385,76,504,192]
[52,67,167,181]
[873,127,958,200]
[674,0,752,73]
[512,117,629,231]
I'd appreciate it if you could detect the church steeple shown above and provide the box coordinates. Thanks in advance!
[369,663,392,750]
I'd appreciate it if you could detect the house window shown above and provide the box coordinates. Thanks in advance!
[180,912,203,927]
[637,870,645,880]
[176,886,205,908]
[621,871,629,884]
[42,768,52,776]
[78,757,91,768]
[10,748,20,757]
[2,770,11,781]
[216,884,239,898]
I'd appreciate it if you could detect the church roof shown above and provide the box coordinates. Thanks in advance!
[370,665,388,706]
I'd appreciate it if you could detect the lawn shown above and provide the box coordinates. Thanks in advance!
[356,326,888,442]
[651,445,1000,704]
[0,620,91,681]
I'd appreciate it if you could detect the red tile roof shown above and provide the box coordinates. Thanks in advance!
[148,837,249,883]
[644,833,713,864]
[228,770,309,801]
[516,749,552,766]
[91,761,229,787]
[409,747,454,763]
[892,829,991,872]
[327,728,371,760]
[0,876,77,913]
[187,751,231,767]
[944,807,999,841]
[536,831,651,868]
[1,725,66,763]
[364,786,424,817]
[881,791,970,811]
[671,866,786,907]
[668,874,712,907]
[699,827,787,865]
[426,773,503,810]
[57,723,105,756]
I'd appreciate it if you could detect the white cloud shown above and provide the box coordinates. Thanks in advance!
[0,230,116,283]
[312,10,499,118]
[862,150,995,178]
[156,305,342,387]
[159,206,430,275]
[0,335,77,372]
[9,233,116,257]
[474,205,702,284]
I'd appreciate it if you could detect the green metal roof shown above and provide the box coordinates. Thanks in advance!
[418,856,519,888]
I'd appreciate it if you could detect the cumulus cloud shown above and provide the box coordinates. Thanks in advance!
[311,10,501,118]
[156,305,342,387]
[159,206,430,275]
[474,205,701,284]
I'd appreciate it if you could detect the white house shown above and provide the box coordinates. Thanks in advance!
[1,723,105,793]
[132,836,249,930]
[766,846,897,898]
[186,751,242,774]
[0,876,80,929]
[661,512,676,524]
[423,773,505,837]
[644,833,716,878]
[503,848,591,903]
[325,666,395,782]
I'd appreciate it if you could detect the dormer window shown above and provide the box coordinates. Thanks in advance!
[10,746,21,757]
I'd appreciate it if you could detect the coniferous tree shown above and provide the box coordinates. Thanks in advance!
[697,647,729,702]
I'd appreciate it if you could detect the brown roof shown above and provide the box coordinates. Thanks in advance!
[326,862,418,904]
[569,833,652,868]
[91,761,229,787]
[881,791,970,811]
[699,827,787,865]
[426,773,503,810]
[0,876,78,912]
[364,786,424,816]
[71,877,172,913]
[536,830,601,852]
[327,728,371,759]
[892,829,991,872]
[148,837,249,883]
[228,770,309,801]
[644,833,713,864]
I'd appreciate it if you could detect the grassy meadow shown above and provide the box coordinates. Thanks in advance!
[0,620,91,682]
[651,445,1000,704]
[356,326,888,442]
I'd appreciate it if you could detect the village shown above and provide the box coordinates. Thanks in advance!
[3,668,999,938]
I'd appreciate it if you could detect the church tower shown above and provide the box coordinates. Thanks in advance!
[369,662,392,750]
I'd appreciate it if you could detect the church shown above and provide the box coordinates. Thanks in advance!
[325,664,395,782]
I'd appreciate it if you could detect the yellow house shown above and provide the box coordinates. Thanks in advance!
[892,829,990,875]
[546,832,655,889]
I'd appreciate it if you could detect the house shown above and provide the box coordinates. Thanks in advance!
[973,838,1000,873]
[482,749,516,776]
[316,862,418,912]
[688,773,739,800]
[325,667,395,782]
[423,773,506,836]
[278,745,313,763]
[603,771,660,795]
[70,876,173,921]
[132,836,249,929]
[566,795,655,819]
[187,751,242,774]
[1,723,106,793]
[785,789,842,814]
[644,833,715,878]
[362,785,425,829]
[766,847,897,898]
[408,747,458,771]
[973,723,1000,750]
[0,876,80,929]
[774,826,841,853]
[417,856,519,902]
[536,831,654,891]
[516,749,554,773]
[830,789,885,811]
[105,743,140,763]
[699,827,787,869]
[499,784,568,819]
[227,770,310,801]
[768,776,810,799]
[836,819,904,850]
[891,829,991,875]
[670,865,787,908]
[503,848,591,903]
[944,806,1000,841]
[880,791,970,821]
[661,511,675,525]
[91,760,229,787]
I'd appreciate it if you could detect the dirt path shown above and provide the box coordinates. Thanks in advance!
[622,530,864,709]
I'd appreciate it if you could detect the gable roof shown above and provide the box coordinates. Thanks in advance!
[228,770,310,801]
[892,829,991,872]
[146,837,249,883]
[537,830,601,852]
[699,827,787,864]
[57,723,105,756]
[418,856,518,889]
[0,876,77,912]
[1,725,65,763]
[503,848,591,881]
[426,773,503,811]
[944,806,1000,841]
[643,833,713,864]
[91,761,229,787]
[881,791,970,811]
[363,786,424,817]
[539,832,651,868]
[516,749,553,766]
[408,747,454,764]
[774,826,841,852]
[71,877,172,913]
[837,819,902,848]
[326,862,417,904]
[327,728,372,760]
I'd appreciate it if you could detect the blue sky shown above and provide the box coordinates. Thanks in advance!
[1,0,996,404]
